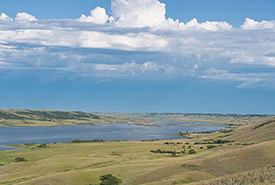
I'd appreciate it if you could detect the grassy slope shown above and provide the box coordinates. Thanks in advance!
[226,118,275,143]
[0,109,129,127]
[192,166,275,185]
[0,118,274,185]
[101,112,274,125]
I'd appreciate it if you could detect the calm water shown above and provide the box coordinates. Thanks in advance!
[0,123,224,150]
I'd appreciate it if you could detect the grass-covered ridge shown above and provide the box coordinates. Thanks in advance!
[0,109,129,127]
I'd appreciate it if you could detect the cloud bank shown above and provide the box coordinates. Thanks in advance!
[0,0,275,88]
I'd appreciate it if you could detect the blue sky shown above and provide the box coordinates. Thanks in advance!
[0,0,275,114]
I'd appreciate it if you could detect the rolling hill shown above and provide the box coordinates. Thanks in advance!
[0,109,129,127]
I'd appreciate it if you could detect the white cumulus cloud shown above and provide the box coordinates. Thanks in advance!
[15,12,37,22]
[241,18,275,30]
[110,0,232,31]
[79,7,112,24]
[111,0,166,28]
[178,18,232,31]
[0,13,13,21]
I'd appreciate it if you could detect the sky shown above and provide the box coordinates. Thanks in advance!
[0,0,275,114]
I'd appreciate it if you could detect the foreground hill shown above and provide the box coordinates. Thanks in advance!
[0,116,274,184]
[0,109,129,127]
[192,166,275,185]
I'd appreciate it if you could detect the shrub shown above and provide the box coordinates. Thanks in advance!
[72,138,105,143]
[207,145,217,149]
[194,139,232,145]
[171,151,177,157]
[99,174,122,185]
[37,143,48,148]
[72,139,81,143]
[214,139,231,144]
[151,149,182,155]
[188,149,196,154]
[15,157,27,162]
[156,149,162,153]
[219,129,233,133]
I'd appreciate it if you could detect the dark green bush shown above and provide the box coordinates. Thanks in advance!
[72,138,105,143]
[207,145,217,149]
[151,149,182,155]
[99,174,122,185]
[15,157,27,162]
[188,149,196,154]
[171,151,177,157]
[72,139,81,143]
[37,143,48,148]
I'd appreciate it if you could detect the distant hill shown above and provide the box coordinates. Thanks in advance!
[0,109,129,127]
[1,109,274,127]
[102,112,274,125]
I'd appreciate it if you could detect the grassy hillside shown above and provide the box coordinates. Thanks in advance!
[101,112,274,126]
[226,118,275,143]
[1,109,273,127]
[0,109,129,127]
[0,117,274,185]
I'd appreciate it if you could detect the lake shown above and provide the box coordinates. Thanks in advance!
[0,123,224,150]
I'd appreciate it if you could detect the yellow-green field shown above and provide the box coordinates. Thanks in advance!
[0,118,274,185]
